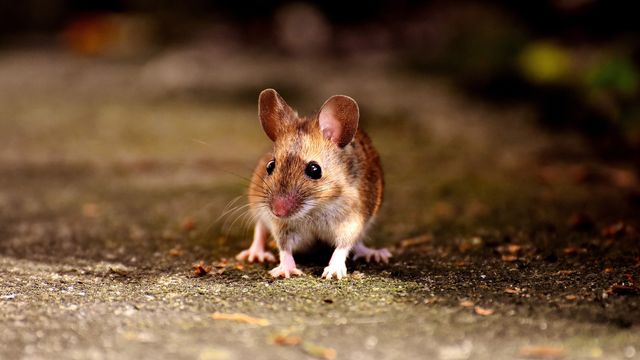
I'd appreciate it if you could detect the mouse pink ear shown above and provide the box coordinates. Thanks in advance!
[318,95,359,148]
[259,88,294,142]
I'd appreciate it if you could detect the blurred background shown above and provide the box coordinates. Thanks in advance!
[1,0,639,161]
[1,0,639,255]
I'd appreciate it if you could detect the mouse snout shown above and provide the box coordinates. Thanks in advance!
[271,194,299,218]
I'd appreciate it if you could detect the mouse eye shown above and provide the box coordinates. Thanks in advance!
[304,161,322,180]
[266,160,276,175]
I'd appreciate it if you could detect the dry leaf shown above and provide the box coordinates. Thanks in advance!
[181,217,196,232]
[554,270,576,276]
[460,300,474,307]
[601,222,635,238]
[432,201,455,219]
[606,284,640,296]
[563,246,587,255]
[504,288,521,295]
[302,342,336,360]
[193,261,211,277]
[458,237,482,253]
[398,234,433,248]
[212,258,229,268]
[82,203,99,218]
[607,168,637,188]
[272,334,302,346]
[210,312,270,326]
[474,306,494,316]
[506,244,522,254]
[497,244,523,259]
[567,213,594,231]
[565,294,577,301]
[168,246,184,257]
[519,346,564,358]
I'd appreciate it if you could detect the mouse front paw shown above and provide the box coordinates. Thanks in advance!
[322,262,348,280]
[236,248,276,263]
[269,264,304,278]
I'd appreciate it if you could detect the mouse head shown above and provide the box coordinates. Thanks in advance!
[256,88,359,220]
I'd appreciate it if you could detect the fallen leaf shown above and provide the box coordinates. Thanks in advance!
[565,294,577,301]
[464,200,490,219]
[272,334,302,346]
[193,261,211,277]
[398,234,433,249]
[601,222,635,238]
[607,168,637,189]
[604,267,614,273]
[519,346,565,358]
[625,273,636,284]
[606,284,640,296]
[181,217,196,232]
[168,246,184,257]
[197,348,231,360]
[554,270,577,276]
[82,203,99,218]
[458,237,483,253]
[210,312,270,326]
[234,263,245,271]
[212,258,229,268]
[302,342,336,360]
[432,201,455,219]
[504,288,521,295]
[506,244,522,254]
[460,300,474,307]
[563,246,587,255]
[474,306,494,316]
[567,213,594,231]
[496,244,523,259]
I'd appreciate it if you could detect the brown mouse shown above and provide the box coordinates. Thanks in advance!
[236,89,391,279]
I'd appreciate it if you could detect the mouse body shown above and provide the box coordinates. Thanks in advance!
[236,89,391,279]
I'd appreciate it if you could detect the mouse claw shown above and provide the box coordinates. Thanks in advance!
[269,265,304,278]
[322,262,348,280]
[352,246,392,264]
[236,248,276,263]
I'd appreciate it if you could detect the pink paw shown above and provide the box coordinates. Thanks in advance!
[352,247,392,264]
[269,264,304,278]
[322,262,348,280]
[236,248,276,263]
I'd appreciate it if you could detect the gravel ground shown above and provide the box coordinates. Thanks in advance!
[0,46,639,360]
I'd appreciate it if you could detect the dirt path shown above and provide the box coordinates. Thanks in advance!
[1,47,638,360]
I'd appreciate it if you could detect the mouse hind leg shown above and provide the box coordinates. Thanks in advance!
[351,241,392,264]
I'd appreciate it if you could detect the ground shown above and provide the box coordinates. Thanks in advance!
[0,46,639,360]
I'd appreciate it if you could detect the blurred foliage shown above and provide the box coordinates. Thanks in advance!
[518,42,571,84]
[587,56,638,97]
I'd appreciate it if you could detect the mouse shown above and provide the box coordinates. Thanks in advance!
[236,89,391,279]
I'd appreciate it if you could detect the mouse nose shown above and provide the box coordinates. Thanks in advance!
[271,195,298,218]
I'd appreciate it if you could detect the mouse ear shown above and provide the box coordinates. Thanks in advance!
[318,95,359,148]
[259,89,294,142]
